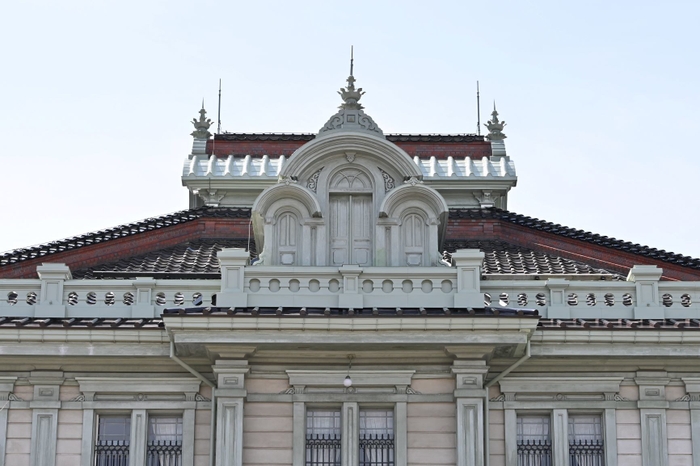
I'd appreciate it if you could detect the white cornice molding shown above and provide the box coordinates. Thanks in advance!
[76,377,201,395]
[499,377,624,395]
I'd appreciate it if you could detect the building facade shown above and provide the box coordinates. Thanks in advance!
[1,70,700,466]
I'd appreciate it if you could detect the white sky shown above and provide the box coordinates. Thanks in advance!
[1,0,699,259]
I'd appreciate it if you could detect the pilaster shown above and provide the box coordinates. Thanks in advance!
[29,409,58,466]
[545,278,570,319]
[132,277,156,318]
[130,409,148,466]
[452,360,488,466]
[342,402,359,466]
[551,409,568,466]
[636,371,669,466]
[0,377,17,466]
[213,360,249,466]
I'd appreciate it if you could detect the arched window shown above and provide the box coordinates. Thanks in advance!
[276,212,300,265]
[400,212,428,266]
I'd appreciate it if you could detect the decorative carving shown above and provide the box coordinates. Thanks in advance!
[345,152,356,163]
[403,176,423,186]
[280,387,305,394]
[279,175,298,186]
[196,189,225,206]
[68,394,85,402]
[135,393,146,401]
[475,190,496,208]
[307,168,324,192]
[344,386,357,394]
[405,386,422,395]
[555,393,566,401]
[194,394,211,402]
[7,393,24,401]
[490,394,506,402]
[612,393,630,401]
[485,104,507,141]
[675,394,691,401]
[191,104,213,139]
[379,168,395,192]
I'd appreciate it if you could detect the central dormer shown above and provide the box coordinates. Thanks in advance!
[251,71,449,267]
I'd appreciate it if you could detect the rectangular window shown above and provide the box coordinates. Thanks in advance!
[568,414,604,466]
[516,415,551,466]
[95,415,131,466]
[148,416,183,466]
[306,409,341,466]
[359,409,394,466]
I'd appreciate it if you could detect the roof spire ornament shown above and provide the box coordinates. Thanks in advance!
[319,47,384,137]
[484,102,506,141]
[191,102,213,140]
[338,46,365,110]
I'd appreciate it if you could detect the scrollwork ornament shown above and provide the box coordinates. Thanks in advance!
[307,167,324,192]
[379,168,395,192]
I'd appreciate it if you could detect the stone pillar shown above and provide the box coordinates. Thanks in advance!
[217,248,249,308]
[452,360,489,466]
[545,278,570,319]
[132,277,156,318]
[28,372,63,466]
[452,249,485,308]
[338,265,363,309]
[130,409,148,466]
[627,265,664,319]
[681,378,700,466]
[35,264,71,318]
[551,409,569,466]
[213,360,249,466]
[636,371,670,466]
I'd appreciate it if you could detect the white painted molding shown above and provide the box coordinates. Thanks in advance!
[75,377,201,395]
[498,377,624,396]
[286,370,414,388]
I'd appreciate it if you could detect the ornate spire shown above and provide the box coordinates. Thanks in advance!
[191,102,213,140]
[484,103,506,141]
[338,46,365,110]
[319,48,384,138]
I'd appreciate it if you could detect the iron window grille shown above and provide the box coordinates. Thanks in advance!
[359,409,394,466]
[306,410,342,466]
[568,415,604,466]
[94,416,131,466]
[147,416,183,466]
[517,415,552,466]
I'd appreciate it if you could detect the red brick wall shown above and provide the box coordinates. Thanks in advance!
[207,139,492,159]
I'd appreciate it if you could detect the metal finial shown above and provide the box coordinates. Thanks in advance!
[201,99,205,109]
[350,45,354,76]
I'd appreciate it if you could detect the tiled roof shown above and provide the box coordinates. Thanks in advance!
[451,208,700,270]
[0,207,250,267]
[214,133,486,143]
[69,238,620,279]
[72,239,255,279]
[3,207,698,274]
[444,240,622,278]
[0,316,163,329]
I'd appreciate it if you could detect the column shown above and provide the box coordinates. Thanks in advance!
[342,402,359,466]
[130,409,148,466]
[636,371,670,466]
[551,409,568,466]
[28,372,63,466]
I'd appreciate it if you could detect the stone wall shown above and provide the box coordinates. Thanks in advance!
[407,379,456,466]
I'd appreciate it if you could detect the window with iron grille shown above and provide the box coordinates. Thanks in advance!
[568,415,604,466]
[148,416,183,466]
[306,409,341,466]
[516,415,552,466]
[359,409,394,466]
[95,415,131,466]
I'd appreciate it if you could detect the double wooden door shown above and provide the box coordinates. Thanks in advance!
[329,194,372,266]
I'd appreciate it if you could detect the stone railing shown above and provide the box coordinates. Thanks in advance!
[1,250,699,319]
